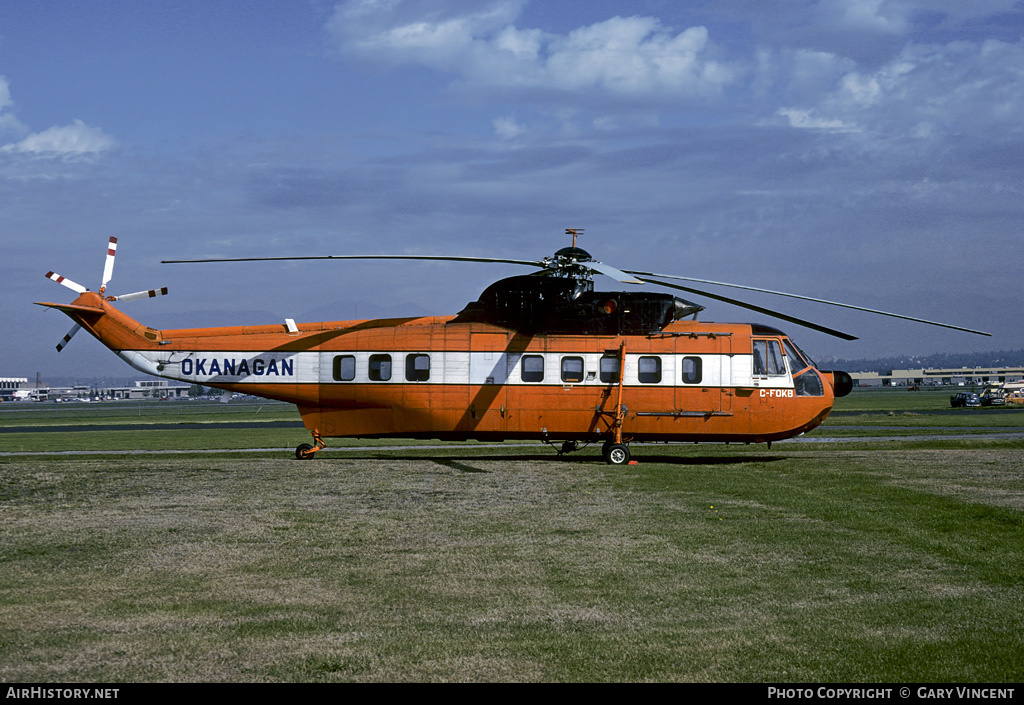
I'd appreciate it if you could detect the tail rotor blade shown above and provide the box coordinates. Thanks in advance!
[45,271,88,294]
[56,323,82,352]
[101,237,118,290]
[112,287,168,302]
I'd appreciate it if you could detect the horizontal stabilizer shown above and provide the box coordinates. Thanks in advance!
[35,301,106,315]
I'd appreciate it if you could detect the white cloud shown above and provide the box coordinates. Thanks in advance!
[541,18,729,96]
[329,0,1024,150]
[330,0,522,69]
[2,119,117,157]
[492,115,525,139]
[0,76,12,112]
[0,75,29,138]
[776,37,1024,140]
[493,25,541,60]
[826,0,911,34]
[0,77,116,157]
[328,0,739,99]
[776,107,858,132]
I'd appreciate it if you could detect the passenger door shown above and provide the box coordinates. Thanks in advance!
[466,332,509,432]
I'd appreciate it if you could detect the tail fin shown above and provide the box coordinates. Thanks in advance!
[37,293,163,353]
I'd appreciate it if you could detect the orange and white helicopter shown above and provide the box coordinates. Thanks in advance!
[38,229,990,464]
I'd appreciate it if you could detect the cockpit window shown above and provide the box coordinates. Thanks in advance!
[794,368,825,396]
[753,339,786,377]
[789,339,817,370]
[783,339,808,374]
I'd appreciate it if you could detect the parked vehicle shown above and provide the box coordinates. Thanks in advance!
[980,392,1006,406]
[950,392,981,408]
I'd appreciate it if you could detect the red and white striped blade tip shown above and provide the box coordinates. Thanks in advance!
[101,236,118,288]
[45,271,88,294]
[112,286,168,302]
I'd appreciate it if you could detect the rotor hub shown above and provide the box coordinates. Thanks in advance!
[553,246,592,262]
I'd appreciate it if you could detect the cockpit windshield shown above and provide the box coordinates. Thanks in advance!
[783,337,825,396]
[783,338,817,372]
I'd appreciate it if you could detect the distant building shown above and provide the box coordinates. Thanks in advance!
[850,367,1024,387]
[101,380,191,400]
[1,378,190,401]
[0,377,29,402]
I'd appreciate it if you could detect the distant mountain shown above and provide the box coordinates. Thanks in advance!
[821,349,1024,373]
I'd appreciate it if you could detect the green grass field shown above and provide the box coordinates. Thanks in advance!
[1,390,1022,682]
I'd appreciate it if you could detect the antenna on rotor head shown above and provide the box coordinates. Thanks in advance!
[565,228,584,248]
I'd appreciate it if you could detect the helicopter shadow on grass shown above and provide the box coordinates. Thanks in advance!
[330,452,790,474]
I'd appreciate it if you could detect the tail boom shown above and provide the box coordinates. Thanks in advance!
[37,291,163,354]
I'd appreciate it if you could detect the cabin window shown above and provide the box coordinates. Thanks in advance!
[333,355,356,382]
[600,355,620,383]
[752,340,786,377]
[368,354,392,381]
[521,355,544,382]
[405,354,430,382]
[681,356,702,384]
[794,369,825,396]
[561,356,584,383]
[638,356,662,384]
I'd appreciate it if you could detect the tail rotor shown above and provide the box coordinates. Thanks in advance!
[43,237,168,352]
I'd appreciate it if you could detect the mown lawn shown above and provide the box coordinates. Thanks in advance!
[1,442,1021,682]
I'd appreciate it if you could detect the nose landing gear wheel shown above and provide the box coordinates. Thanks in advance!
[602,442,630,465]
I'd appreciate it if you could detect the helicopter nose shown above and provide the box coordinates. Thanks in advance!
[823,370,854,397]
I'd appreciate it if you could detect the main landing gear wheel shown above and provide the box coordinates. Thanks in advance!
[296,429,327,460]
[602,442,630,465]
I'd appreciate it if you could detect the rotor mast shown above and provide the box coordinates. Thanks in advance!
[546,228,595,290]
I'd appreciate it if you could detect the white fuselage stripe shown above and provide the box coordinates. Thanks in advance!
[122,350,797,389]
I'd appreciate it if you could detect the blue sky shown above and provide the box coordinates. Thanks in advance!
[4,0,1023,379]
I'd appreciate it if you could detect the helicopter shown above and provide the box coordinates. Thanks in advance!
[37,229,990,464]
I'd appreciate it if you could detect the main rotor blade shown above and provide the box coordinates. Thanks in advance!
[625,269,991,337]
[583,261,644,284]
[45,271,88,294]
[162,254,546,268]
[637,276,859,341]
